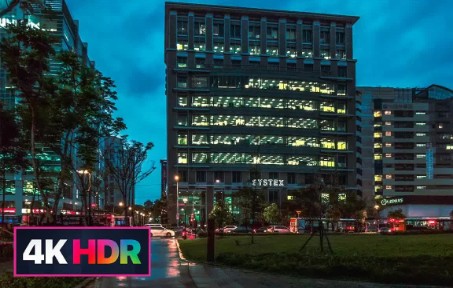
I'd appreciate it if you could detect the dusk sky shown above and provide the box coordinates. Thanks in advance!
[65,0,452,205]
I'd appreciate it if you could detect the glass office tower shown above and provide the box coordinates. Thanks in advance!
[165,2,359,225]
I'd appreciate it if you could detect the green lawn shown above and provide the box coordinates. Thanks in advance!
[179,233,453,285]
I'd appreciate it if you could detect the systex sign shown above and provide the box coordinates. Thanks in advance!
[14,227,150,277]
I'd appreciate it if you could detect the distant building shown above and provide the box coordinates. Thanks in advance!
[160,160,168,199]
[165,2,359,225]
[357,85,453,217]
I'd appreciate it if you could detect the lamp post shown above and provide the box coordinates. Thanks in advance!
[182,197,188,226]
[77,169,92,225]
[118,201,123,216]
[175,175,179,227]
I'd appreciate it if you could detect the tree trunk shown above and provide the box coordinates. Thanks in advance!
[29,105,52,224]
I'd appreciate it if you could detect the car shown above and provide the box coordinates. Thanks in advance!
[221,225,238,233]
[266,225,290,233]
[379,227,393,234]
[253,226,268,233]
[149,226,175,237]
[230,225,252,234]
[145,223,164,228]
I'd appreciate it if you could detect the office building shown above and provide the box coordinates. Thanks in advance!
[357,85,453,217]
[165,2,359,225]
[0,0,93,220]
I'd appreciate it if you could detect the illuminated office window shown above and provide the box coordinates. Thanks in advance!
[337,103,346,114]
[230,42,241,54]
[177,134,187,145]
[178,153,188,164]
[384,121,391,126]
[177,41,188,51]
[338,193,346,202]
[320,49,330,59]
[192,153,208,163]
[266,44,278,56]
[177,96,187,107]
[385,131,392,136]
[385,185,392,190]
[374,132,382,138]
[320,138,335,149]
[194,40,206,52]
[288,137,319,147]
[385,175,392,180]
[249,42,260,55]
[319,120,335,131]
[375,175,382,182]
[177,57,187,68]
[374,143,382,148]
[385,143,392,147]
[384,110,392,115]
[320,102,335,113]
[286,43,297,58]
[287,156,317,166]
[337,141,347,150]
[192,134,208,145]
[301,49,312,58]
[374,154,382,160]
[213,43,224,53]
[319,156,335,167]
[192,96,209,107]
[192,115,209,126]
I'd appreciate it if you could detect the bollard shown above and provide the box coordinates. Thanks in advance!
[207,218,215,262]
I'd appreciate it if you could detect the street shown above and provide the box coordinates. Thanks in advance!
[94,238,195,288]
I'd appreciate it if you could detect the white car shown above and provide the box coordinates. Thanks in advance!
[145,223,164,228]
[222,225,238,233]
[149,226,175,237]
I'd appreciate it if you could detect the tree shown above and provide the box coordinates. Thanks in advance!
[46,51,125,224]
[209,200,231,229]
[1,22,57,221]
[263,203,280,224]
[103,137,155,221]
[235,186,265,244]
[387,209,406,219]
[1,24,125,224]
[0,105,25,226]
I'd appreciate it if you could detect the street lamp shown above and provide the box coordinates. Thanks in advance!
[175,175,180,227]
[77,169,92,225]
[183,197,188,226]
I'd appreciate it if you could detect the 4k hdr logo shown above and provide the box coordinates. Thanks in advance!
[14,227,150,277]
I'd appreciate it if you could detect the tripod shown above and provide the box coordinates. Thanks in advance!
[299,218,333,254]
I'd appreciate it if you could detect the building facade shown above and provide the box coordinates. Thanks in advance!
[165,2,359,226]
[357,85,453,217]
[0,0,93,221]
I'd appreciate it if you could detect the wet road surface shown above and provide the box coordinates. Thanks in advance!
[94,238,195,288]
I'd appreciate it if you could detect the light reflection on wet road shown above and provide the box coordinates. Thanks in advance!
[95,238,194,288]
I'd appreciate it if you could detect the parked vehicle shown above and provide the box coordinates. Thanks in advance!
[230,225,252,234]
[149,226,175,237]
[145,223,164,228]
[379,227,393,234]
[266,225,290,233]
[218,225,238,233]
[253,226,268,233]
